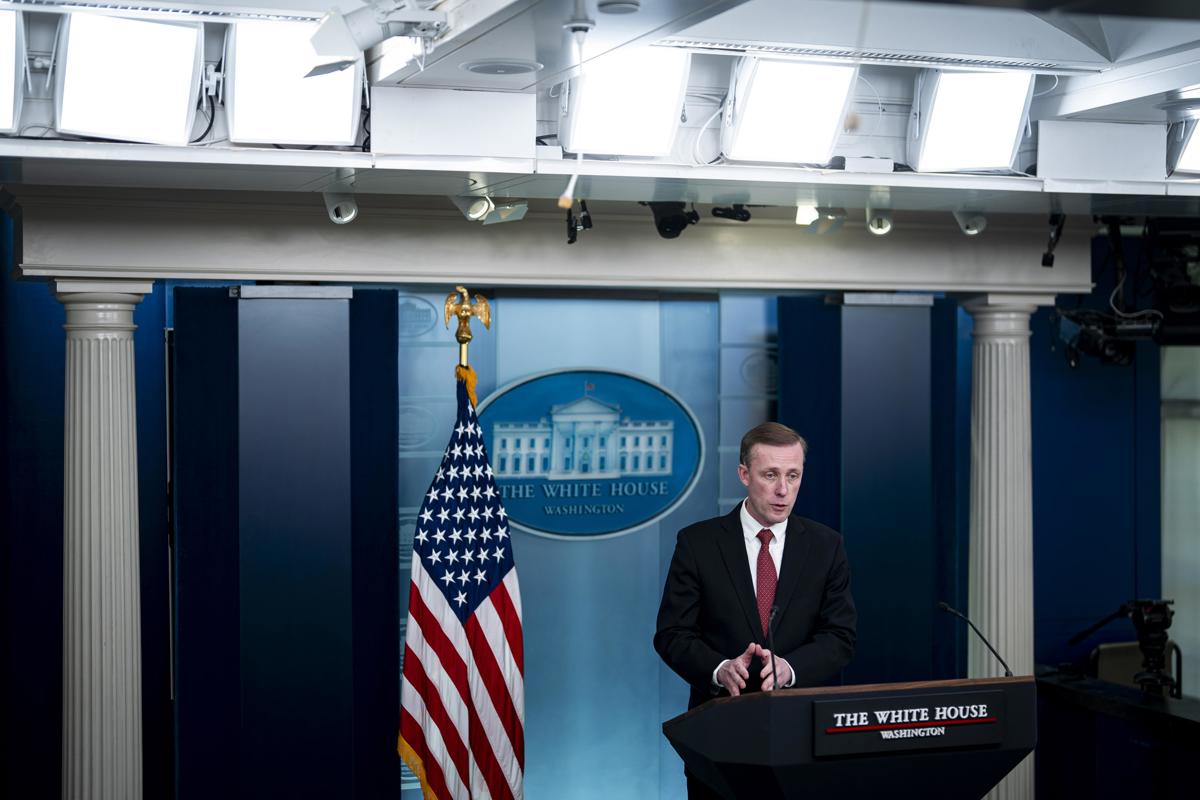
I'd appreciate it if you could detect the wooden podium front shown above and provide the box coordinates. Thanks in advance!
[663,676,1036,800]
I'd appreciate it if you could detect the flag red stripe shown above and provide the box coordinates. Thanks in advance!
[401,648,470,789]
[408,584,469,703]
[466,612,526,764]
[400,711,454,800]
[466,692,516,800]
[489,580,525,674]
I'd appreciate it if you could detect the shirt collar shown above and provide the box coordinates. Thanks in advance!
[739,500,788,545]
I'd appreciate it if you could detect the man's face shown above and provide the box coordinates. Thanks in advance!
[738,442,805,527]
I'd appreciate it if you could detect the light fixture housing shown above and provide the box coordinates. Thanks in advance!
[452,194,494,221]
[1167,119,1200,175]
[721,58,858,165]
[55,13,203,145]
[0,11,26,134]
[795,204,820,226]
[227,20,363,147]
[866,208,893,236]
[323,192,358,224]
[559,46,690,158]
[953,210,987,236]
[450,195,528,225]
[907,69,1035,173]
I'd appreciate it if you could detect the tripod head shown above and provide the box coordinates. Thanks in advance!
[1068,599,1179,698]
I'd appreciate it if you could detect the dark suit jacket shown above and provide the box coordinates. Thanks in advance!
[654,505,856,709]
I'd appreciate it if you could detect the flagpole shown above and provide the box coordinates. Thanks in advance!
[402,285,523,800]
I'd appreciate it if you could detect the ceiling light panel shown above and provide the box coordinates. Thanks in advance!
[721,59,857,165]
[56,13,203,146]
[227,21,362,147]
[0,11,26,134]
[560,47,690,158]
[908,70,1034,173]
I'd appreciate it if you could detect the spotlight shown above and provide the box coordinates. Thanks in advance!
[866,208,893,236]
[452,195,495,222]
[450,195,528,225]
[712,204,751,222]
[953,211,987,236]
[795,205,820,226]
[309,2,447,66]
[641,201,699,239]
[323,192,358,224]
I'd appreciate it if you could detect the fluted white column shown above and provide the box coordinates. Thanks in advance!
[57,280,153,800]
[965,294,1053,800]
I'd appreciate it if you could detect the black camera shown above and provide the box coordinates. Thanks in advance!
[641,201,699,239]
[712,204,752,222]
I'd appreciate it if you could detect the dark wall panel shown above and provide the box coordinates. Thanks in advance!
[778,296,842,532]
[237,298,354,797]
[133,286,172,800]
[778,299,941,684]
[173,288,240,799]
[349,290,401,797]
[930,300,973,680]
[840,305,935,683]
[173,288,399,799]
[1,220,65,800]
[1030,238,1161,666]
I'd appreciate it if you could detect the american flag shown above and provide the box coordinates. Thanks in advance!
[399,375,525,800]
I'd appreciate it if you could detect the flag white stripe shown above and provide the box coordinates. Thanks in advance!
[400,677,470,800]
[465,601,524,798]
[403,596,469,753]
[504,570,523,619]
[470,755,492,800]
[414,560,523,797]
[474,595,526,724]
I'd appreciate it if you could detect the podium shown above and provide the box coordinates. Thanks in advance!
[663,677,1036,800]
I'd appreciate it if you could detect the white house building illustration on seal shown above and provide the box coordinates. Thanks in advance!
[492,394,674,480]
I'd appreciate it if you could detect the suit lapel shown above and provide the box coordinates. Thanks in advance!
[773,515,811,627]
[714,505,762,640]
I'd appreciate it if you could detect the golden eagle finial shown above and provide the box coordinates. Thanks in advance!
[444,285,491,366]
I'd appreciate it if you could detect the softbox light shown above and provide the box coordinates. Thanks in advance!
[55,13,204,146]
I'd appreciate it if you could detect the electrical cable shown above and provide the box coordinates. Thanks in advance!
[189,95,215,144]
[691,95,727,166]
[1032,74,1060,98]
[853,74,884,139]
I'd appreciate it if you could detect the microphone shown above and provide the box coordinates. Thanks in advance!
[938,601,1013,677]
[766,605,779,690]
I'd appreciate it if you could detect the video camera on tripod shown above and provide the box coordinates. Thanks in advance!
[1069,599,1182,698]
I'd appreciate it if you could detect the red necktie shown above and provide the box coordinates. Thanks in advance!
[756,529,777,637]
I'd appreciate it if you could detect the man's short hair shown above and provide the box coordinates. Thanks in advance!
[739,422,809,466]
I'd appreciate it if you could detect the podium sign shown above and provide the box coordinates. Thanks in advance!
[814,689,1005,756]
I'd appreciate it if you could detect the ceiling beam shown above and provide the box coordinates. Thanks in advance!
[1031,45,1200,119]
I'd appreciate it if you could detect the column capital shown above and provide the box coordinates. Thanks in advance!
[961,292,1057,314]
[54,280,153,334]
[55,279,154,301]
[962,293,1056,340]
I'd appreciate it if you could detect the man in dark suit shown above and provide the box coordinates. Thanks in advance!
[654,421,856,798]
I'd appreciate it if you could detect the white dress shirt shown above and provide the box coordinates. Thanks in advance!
[711,501,796,689]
